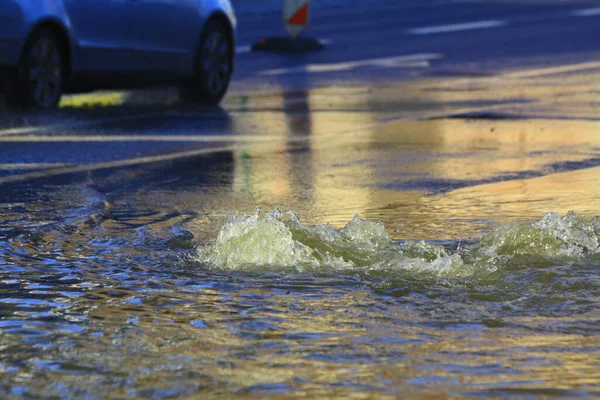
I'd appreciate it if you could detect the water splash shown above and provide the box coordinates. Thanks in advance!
[466,211,600,268]
[195,209,600,276]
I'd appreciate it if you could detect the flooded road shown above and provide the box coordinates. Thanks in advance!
[3,66,600,397]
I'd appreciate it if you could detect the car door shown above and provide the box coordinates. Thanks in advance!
[128,0,201,73]
[64,0,132,71]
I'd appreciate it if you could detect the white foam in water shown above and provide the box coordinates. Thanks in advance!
[196,209,319,272]
[471,211,600,264]
[195,209,600,276]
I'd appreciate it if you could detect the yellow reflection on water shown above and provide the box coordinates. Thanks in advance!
[59,91,126,108]
[80,284,600,398]
[226,86,600,240]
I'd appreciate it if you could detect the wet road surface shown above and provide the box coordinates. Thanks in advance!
[2,1,600,398]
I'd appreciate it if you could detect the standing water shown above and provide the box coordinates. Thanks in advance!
[2,198,599,398]
[2,117,600,398]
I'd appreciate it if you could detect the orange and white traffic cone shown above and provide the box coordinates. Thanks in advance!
[252,0,324,52]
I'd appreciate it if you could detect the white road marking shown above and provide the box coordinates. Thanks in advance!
[0,112,166,137]
[0,134,301,143]
[503,61,600,79]
[0,127,46,136]
[259,53,442,76]
[0,146,236,185]
[571,7,600,17]
[407,20,507,35]
[236,38,333,54]
[0,163,73,170]
[0,97,540,185]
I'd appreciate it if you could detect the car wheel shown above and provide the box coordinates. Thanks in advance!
[7,28,66,110]
[183,20,232,105]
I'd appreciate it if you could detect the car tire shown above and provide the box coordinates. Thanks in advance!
[183,20,232,105]
[7,27,66,110]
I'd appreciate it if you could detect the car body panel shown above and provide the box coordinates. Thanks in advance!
[0,1,43,66]
[0,0,236,91]
[129,0,201,72]
[63,0,132,71]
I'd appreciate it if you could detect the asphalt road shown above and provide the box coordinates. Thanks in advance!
[4,3,600,397]
[2,0,600,192]
[233,0,600,84]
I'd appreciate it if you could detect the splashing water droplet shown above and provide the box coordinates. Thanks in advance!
[194,209,600,277]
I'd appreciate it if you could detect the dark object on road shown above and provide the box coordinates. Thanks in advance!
[251,37,324,53]
[0,0,237,110]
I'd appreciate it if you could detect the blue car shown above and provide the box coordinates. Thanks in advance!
[0,0,237,109]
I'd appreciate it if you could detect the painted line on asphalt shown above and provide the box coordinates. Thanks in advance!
[0,163,74,170]
[0,112,167,137]
[236,45,252,54]
[0,126,47,136]
[236,38,333,54]
[571,7,600,17]
[260,53,442,76]
[503,61,600,79]
[407,20,507,35]
[0,98,538,185]
[0,146,237,185]
[0,134,303,143]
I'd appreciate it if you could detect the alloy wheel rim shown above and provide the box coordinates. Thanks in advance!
[202,31,230,96]
[27,37,62,108]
